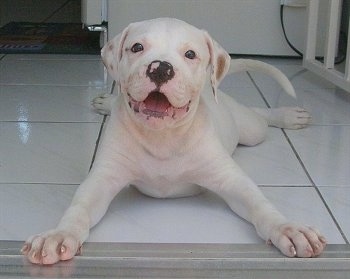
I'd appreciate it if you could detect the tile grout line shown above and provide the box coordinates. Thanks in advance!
[281,129,349,244]
[89,81,116,170]
[246,72,316,186]
[280,130,316,186]
[247,71,349,244]
[246,71,272,109]
[89,115,107,171]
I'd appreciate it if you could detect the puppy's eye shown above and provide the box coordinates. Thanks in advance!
[185,50,196,59]
[131,43,144,53]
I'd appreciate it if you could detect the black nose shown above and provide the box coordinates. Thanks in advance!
[146,60,175,86]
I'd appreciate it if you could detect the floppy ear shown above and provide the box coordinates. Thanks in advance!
[204,31,231,103]
[101,26,130,82]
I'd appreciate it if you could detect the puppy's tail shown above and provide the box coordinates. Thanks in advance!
[229,59,296,98]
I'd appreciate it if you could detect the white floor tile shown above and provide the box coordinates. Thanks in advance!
[250,63,336,90]
[0,55,106,86]
[296,87,350,125]
[243,57,302,66]
[0,85,105,122]
[262,187,345,244]
[1,184,342,244]
[0,54,348,253]
[0,122,100,184]
[247,62,350,125]
[319,187,350,241]
[253,85,350,126]
[0,184,75,240]
[93,186,343,243]
[286,126,350,187]
[220,76,268,108]
[90,187,261,243]
[234,128,310,186]
[220,71,256,89]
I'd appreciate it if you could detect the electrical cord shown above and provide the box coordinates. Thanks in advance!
[280,4,346,64]
[280,4,303,57]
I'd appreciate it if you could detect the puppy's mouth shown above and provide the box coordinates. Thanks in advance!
[128,92,191,119]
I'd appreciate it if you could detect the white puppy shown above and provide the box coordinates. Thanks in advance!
[22,18,326,265]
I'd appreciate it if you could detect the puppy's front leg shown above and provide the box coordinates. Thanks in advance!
[22,169,128,265]
[196,155,326,257]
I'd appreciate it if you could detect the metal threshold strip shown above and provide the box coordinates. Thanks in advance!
[1,241,349,278]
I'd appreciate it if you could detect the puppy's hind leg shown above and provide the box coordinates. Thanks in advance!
[252,107,311,130]
[234,105,269,147]
[92,94,116,115]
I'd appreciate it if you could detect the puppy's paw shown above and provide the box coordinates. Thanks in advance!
[270,107,312,129]
[21,230,82,265]
[92,94,115,115]
[268,223,327,257]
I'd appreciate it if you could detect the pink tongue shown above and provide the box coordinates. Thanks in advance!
[144,92,171,112]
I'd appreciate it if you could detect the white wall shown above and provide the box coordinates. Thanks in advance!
[105,0,323,56]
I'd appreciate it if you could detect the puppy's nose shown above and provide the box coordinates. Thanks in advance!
[146,60,175,86]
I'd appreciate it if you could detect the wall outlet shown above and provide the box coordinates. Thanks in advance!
[281,0,307,7]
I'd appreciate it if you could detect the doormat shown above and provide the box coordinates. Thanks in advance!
[0,22,101,54]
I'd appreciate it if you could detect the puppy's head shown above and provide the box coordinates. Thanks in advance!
[102,18,230,130]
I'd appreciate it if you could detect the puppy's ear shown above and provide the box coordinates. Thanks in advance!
[204,31,231,103]
[101,26,130,81]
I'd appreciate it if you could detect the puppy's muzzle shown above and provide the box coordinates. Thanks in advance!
[146,60,175,87]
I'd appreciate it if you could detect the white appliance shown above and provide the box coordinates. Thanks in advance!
[81,0,333,56]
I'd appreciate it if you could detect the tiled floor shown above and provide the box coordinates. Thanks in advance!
[0,54,349,247]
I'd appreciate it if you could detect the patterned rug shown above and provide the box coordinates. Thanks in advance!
[0,22,100,54]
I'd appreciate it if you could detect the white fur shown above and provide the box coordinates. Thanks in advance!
[22,18,324,265]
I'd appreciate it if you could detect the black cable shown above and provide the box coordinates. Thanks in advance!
[280,4,346,64]
[40,0,73,23]
[280,5,303,57]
